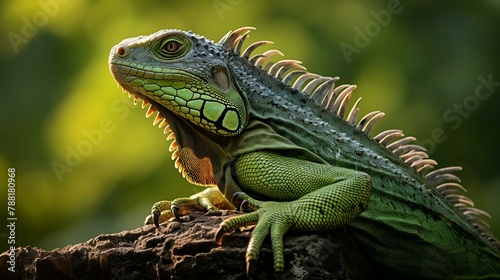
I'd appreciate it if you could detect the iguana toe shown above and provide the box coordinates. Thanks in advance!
[145,200,173,228]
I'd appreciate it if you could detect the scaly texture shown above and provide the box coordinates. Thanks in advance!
[216,151,372,272]
[108,27,500,279]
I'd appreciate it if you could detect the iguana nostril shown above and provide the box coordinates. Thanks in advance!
[116,45,129,57]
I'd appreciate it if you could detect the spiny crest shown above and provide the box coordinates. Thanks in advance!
[218,27,384,135]
[218,27,498,247]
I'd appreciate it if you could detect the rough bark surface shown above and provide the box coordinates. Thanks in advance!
[0,211,371,280]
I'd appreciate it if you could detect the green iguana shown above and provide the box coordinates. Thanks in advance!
[108,27,500,279]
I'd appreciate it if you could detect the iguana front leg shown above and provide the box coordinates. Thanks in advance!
[216,151,373,274]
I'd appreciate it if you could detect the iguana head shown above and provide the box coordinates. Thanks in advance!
[109,28,247,137]
[109,28,257,187]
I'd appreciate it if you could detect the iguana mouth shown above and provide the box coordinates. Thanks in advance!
[107,60,175,139]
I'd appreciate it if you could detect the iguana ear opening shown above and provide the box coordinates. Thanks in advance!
[213,66,230,92]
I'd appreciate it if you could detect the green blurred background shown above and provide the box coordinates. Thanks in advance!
[1,0,499,252]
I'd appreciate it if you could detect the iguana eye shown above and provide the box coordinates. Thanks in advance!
[163,40,180,53]
[155,35,191,59]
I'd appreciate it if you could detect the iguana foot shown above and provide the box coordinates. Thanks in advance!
[144,186,234,228]
[215,193,295,274]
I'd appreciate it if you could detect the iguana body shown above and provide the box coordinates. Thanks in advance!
[109,27,500,278]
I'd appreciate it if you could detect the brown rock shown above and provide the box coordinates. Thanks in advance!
[0,211,371,280]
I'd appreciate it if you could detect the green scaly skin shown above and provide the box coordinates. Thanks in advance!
[108,27,500,278]
[216,151,372,273]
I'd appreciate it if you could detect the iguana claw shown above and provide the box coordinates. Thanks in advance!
[171,205,182,221]
[240,199,250,212]
[152,212,160,229]
[232,192,261,212]
[214,226,227,246]
[231,192,246,207]
[146,200,171,228]
[246,259,257,279]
